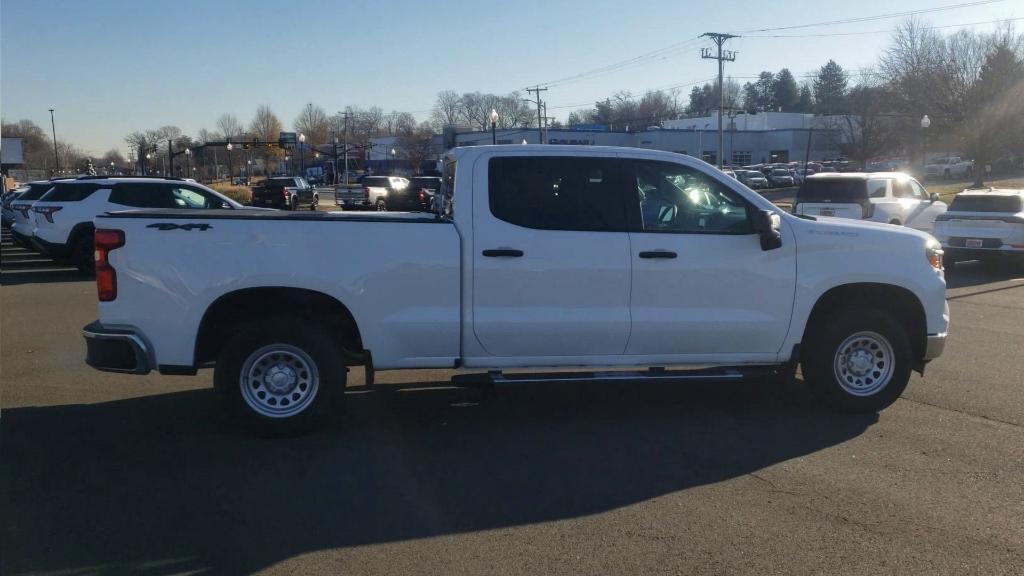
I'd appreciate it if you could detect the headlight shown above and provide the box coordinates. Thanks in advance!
[926,239,944,270]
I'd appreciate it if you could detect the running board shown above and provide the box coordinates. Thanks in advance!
[451,366,778,387]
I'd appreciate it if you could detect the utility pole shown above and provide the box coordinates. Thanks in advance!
[48,109,60,175]
[527,86,547,144]
[342,110,352,186]
[700,32,738,169]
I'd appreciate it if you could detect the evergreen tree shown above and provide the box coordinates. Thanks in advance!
[813,60,848,113]
[772,69,800,111]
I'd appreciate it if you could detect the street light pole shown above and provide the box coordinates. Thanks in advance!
[48,109,60,175]
[226,141,233,181]
[490,108,498,145]
[299,133,306,177]
[920,115,931,179]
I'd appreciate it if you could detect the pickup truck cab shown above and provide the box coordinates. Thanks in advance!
[794,172,947,232]
[251,177,316,210]
[335,176,409,211]
[83,145,949,434]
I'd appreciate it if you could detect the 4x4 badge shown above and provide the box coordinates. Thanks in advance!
[146,223,212,231]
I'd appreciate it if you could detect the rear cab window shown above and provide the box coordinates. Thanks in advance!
[18,183,56,201]
[798,179,868,204]
[949,195,1023,213]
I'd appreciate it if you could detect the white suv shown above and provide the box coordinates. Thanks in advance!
[30,177,241,273]
[933,189,1024,270]
[793,172,947,233]
[9,180,70,248]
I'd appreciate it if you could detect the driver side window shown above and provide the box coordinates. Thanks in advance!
[170,186,219,209]
[630,160,753,234]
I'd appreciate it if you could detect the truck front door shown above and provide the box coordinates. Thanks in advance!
[472,155,632,357]
[624,158,797,361]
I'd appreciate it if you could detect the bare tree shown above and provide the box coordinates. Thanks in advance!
[396,122,438,175]
[216,114,242,140]
[294,103,329,145]
[431,90,464,128]
[249,105,283,168]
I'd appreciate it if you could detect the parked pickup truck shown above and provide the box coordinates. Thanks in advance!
[926,157,974,180]
[82,145,949,434]
[251,177,317,210]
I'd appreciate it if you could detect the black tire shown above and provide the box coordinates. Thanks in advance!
[802,307,912,413]
[310,195,318,211]
[888,219,901,226]
[375,199,386,211]
[289,197,298,211]
[71,232,95,275]
[214,317,346,436]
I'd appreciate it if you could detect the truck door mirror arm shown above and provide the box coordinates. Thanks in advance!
[929,192,940,203]
[753,209,783,251]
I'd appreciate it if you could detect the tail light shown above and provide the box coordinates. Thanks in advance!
[418,189,427,202]
[32,205,63,223]
[14,204,31,218]
[363,187,370,201]
[282,189,289,200]
[95,229,125,302]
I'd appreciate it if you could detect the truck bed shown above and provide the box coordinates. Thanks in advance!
[94,208,461,370]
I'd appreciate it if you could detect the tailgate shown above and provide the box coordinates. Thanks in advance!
[795,202,864,219]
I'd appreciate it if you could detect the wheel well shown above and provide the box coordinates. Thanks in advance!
[194,287,364,367]
[804,283,926,362]
[69,222,94,246]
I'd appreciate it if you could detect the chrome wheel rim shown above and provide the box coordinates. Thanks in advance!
[240,344,319,418]
[833,331,894,397]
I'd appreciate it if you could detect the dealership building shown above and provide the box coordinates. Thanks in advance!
[368,112,850,172]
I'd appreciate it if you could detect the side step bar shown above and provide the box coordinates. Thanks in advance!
[451,365,779,388]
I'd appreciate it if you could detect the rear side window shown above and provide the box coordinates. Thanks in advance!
[798,179,867,203]
[950,195,1023,213]
[867,179,888,198]
[267,178,294,187]
[19,183,55,201]
[488,156,627,232]
[109,184,176,208]
[40,183,101,202]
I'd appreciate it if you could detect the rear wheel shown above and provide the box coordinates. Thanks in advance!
[802,308,912,413]
[375,199,387,211]
[310,195,318,210]
[71,233,95,275]
[214,318,346,436]
[289,197,298,211]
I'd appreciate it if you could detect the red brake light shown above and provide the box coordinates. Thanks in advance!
[419,189,426,201]
[363,186,370,200]
[33,205,63,223]
[95,229,125,302]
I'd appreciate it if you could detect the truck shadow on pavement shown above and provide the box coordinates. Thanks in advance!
[2,379,876,575]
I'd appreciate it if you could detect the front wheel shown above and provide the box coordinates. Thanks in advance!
[375,199,387,211]
[802,308,912,413]
[214,318,346,435]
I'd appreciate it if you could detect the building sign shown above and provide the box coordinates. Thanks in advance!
[548,139,594,145]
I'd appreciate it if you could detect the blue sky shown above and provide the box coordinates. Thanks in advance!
[1,0,1018,155]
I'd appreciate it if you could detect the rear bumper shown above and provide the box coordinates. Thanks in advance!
[31,236,70,259]
[924,332,947,361]
[9,228,33,248]
[82,321,152,374]
[943,246,1024,260]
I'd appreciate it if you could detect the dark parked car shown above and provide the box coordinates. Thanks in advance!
[766,168,796,188]
[408,176,442,211]
[735,170,769,190]
[251,177,317,210]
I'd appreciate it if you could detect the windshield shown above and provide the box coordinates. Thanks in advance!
[798,179,867,203]
[950,194,1023,213]
[772,169,790,176]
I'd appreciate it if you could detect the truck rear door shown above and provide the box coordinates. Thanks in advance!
[471,155,631,357]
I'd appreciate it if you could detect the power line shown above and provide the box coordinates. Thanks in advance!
[746,15,1024,37]
[733,0,1003,33]
[530,37,704,90]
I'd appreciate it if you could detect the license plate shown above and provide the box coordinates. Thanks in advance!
[819,209,834,217]
[966,238,984,248]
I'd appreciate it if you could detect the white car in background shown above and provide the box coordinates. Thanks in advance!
[926,157,974,180]
[793,172,947,233]
[933,189,1024,270]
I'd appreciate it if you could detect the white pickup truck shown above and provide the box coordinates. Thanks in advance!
[82,145,949,434]
[926,157,974,180]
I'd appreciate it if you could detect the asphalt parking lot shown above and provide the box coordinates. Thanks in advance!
[2,226,1022,575]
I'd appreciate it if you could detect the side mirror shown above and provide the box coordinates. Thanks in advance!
[929,192,940,203]
[753,209,783,251]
